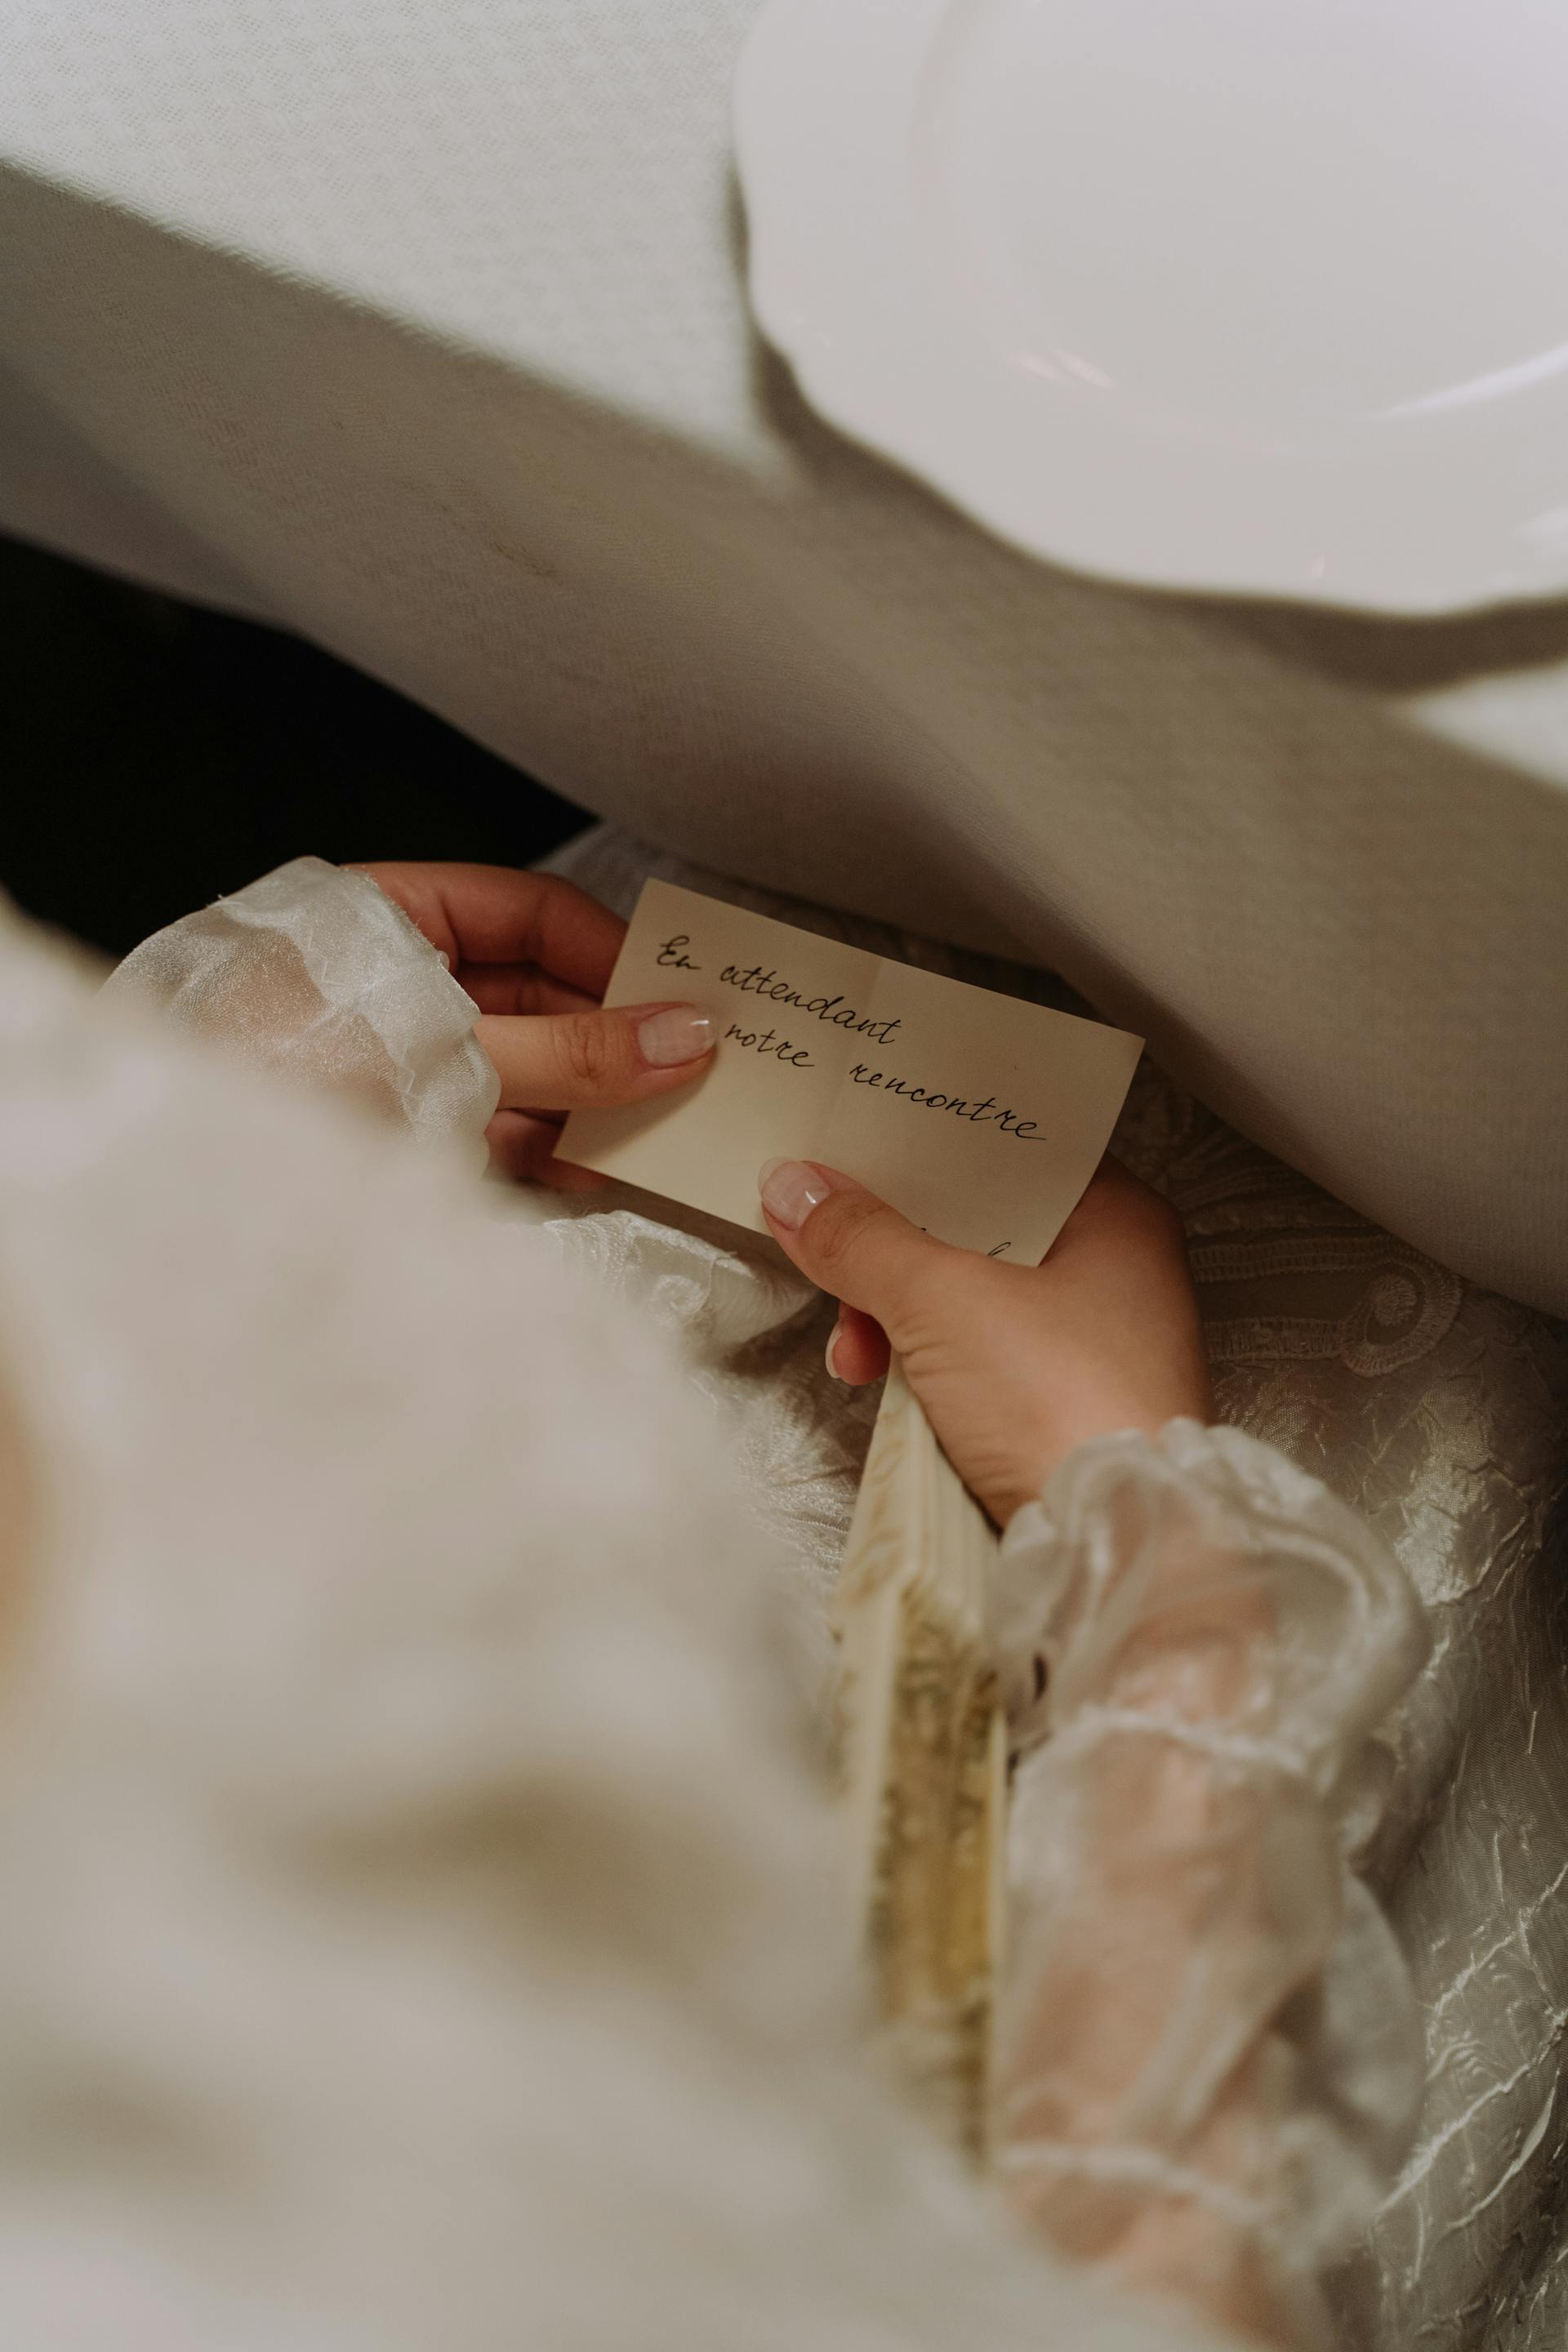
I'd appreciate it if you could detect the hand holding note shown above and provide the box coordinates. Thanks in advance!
[556,880,1187,1520]
[359,864,718,1189]
[561,881,1143,1263]
[757,1155,1212,1526]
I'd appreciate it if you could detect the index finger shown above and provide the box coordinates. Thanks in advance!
[359,865,626,995]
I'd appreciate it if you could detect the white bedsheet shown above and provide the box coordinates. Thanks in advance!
[2,0,1566,1312]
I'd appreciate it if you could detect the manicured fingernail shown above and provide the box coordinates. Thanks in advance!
[635,1005,715,1067]
[824,1318,847,1381]
[759,1156,832,1231]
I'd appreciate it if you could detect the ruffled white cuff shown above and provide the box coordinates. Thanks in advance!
[101,856,499,1167]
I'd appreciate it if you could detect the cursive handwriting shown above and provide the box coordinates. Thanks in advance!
[849,1063,1045,1141]
[725,1021,813,1069]
[719,963,901,1047]
[657,932,1043,1138]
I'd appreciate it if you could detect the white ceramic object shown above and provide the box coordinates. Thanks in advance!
[734,0,1568,612]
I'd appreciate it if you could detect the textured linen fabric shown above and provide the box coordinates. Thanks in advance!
[2,0,1568,1316]
[2,0,1567,1311]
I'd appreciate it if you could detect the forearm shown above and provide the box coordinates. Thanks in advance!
[989,1422,1428,2346]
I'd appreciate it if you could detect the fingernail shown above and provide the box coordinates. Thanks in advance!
[759,1156,833,1231]
[635,1005,715,1068]
[824,1318,846,1381]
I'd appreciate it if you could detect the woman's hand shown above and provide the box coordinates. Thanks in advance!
[758,1155,1211,1524]
[358,863,714,1190]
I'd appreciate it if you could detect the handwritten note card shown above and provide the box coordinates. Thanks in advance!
[560,882,1143,1263]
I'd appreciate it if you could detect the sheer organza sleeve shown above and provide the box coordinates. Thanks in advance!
[988,1419,1429,2347]
[100,855,499,1164]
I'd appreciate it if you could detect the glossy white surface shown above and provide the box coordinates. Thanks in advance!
[736,0,1568,611]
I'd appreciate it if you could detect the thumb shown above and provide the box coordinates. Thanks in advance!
[758,1160,952,1343]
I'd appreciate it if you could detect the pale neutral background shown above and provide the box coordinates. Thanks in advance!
[2,0,1565,1307]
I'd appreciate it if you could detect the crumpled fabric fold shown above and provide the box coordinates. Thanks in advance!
[539,1200,813,1362]
[990,1422,1430,2344]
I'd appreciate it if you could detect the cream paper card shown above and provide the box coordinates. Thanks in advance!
[560,881,1143,1263]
